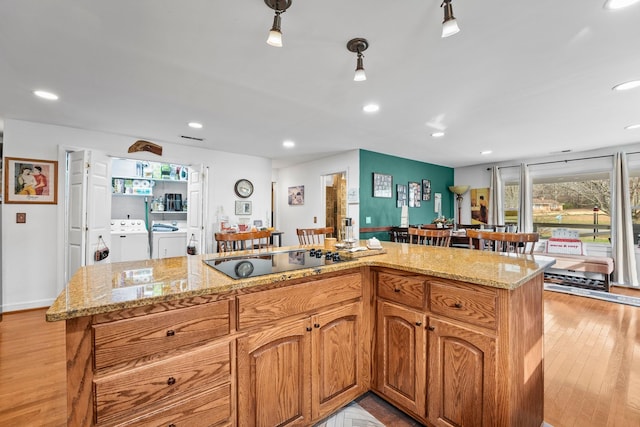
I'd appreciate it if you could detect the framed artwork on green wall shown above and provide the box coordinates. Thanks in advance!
[397,184,407,207]
[372,172,393,198]
[409,181,421,207]
[422,179,431,201]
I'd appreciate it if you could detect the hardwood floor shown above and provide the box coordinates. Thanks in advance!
[1,286,639,427]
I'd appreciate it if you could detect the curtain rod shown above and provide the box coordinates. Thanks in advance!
[487,151,640,171]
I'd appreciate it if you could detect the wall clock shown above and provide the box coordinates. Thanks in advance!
[234,179,254,198]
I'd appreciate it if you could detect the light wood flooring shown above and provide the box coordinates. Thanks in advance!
[1,286,639,427]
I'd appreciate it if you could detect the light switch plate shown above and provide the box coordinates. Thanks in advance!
[16,212,26,223]
[365,216,371,224]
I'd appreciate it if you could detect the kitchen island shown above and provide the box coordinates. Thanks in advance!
[47,242,554,427]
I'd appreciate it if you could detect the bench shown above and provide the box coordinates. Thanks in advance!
[538,253,614,292]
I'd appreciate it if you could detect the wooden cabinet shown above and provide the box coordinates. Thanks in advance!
[427,317,496,427]
[375,300,426,417]
[237,300,365,426]
[374,269,543,427]
[236,271,365,425]
[66,298,234,427]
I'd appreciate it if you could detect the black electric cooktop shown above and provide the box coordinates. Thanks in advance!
[204,249,351,279]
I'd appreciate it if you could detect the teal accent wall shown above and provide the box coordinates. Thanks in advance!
[359,150,454,241]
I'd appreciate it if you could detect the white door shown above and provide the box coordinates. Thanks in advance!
[186,165,207,254]
[66,150,111,283]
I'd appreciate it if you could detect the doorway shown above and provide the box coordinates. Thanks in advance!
[324,172,347,239]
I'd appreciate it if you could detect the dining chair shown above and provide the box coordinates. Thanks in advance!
[296,227,334,245]
[466,229,539,254]
[408,227,452,247]
[215,230,273,253]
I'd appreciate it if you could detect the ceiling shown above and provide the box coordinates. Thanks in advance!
[1,0,639,169]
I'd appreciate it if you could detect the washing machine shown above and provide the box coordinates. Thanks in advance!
[151,220,188,259]
[110,219,150,262]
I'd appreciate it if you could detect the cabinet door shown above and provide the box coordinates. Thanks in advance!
[427,317,496,427]
[375,300,427,418]
[311,302,365,420]
[237,318,311,427]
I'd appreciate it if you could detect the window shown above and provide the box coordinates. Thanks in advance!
[504,182,519,226]
[531,173,611,243]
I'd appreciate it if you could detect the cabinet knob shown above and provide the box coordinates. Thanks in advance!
[314,323,320,328]
[394,288,401,293]
[167,377,176,386]
[169,424,176,427]
[454,302,463,309]
[306,327,312,332]
[428,325,435,331]
[166,330,176,337]
[415,321,422,326]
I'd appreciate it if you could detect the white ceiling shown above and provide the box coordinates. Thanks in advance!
[1,0,639,168]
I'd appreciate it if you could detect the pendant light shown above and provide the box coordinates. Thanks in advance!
[347,38,369,82]
[441,0,460,38]
[265,0,292,47]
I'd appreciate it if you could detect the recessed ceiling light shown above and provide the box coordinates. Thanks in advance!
[431,132,445,138]
[625,124,640,130]
[603,0,640,9]
[33,90,59,100]
[363,104,380,113]
[612,80,640,91]
[480,150,492,155]
[188,122,203,129]
[283,140,295,148]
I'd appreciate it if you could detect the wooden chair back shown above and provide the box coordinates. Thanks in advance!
[408,227,452,247]
[215,230,272,253]
[296,227,334,245]
[466,229,539,254]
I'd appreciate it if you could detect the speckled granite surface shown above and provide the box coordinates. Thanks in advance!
[46,242,555,322]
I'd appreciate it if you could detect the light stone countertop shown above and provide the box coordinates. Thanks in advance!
[46,241,555,322]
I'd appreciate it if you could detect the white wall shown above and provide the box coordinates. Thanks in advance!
[276,150,360,247]
[1,119,272,312]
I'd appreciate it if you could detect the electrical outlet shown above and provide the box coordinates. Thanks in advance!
[365,216,371,224]
[16,212,26,223]
[314,216,317,223]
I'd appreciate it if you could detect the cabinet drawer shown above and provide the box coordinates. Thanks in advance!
[237,272,361,330]
[377,272,426,309]
[113,383,232,427]
[429,280,497,329]
[94,300,230,370]
[94,340,232,424]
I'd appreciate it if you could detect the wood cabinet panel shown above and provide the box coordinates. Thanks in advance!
[237,318,312,427]
[110,383,232,427]
[93,300,230,370]
[429,279,497,330]
[377,272,426,309]
[94,340,232,424]
[311,302,365,420]
[375,300,426,417]
[427,317,496,427]
[237,272,361,330]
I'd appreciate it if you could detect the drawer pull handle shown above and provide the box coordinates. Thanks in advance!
[167,377,176,386]
[453,302,463,309]
[314,323,320,328]
[394,288,401,293]
[169,424,176,427]
[428,326,435,331]
[415,321,422,326]
[306,327,312,332]
[166,330,176,337]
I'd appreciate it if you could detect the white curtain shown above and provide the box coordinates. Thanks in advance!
[518,163,533,232]
[612,152,638,286]
[489,166,504,226]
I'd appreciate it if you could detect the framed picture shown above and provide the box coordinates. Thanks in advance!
[288,185,305,205]
[396,184,407,207]
[4,157,58,204]
[408,181,421,208]
[470,187,490,224]
[422,179,431,201]
[235,200,252,215]
[372,172,393,198]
